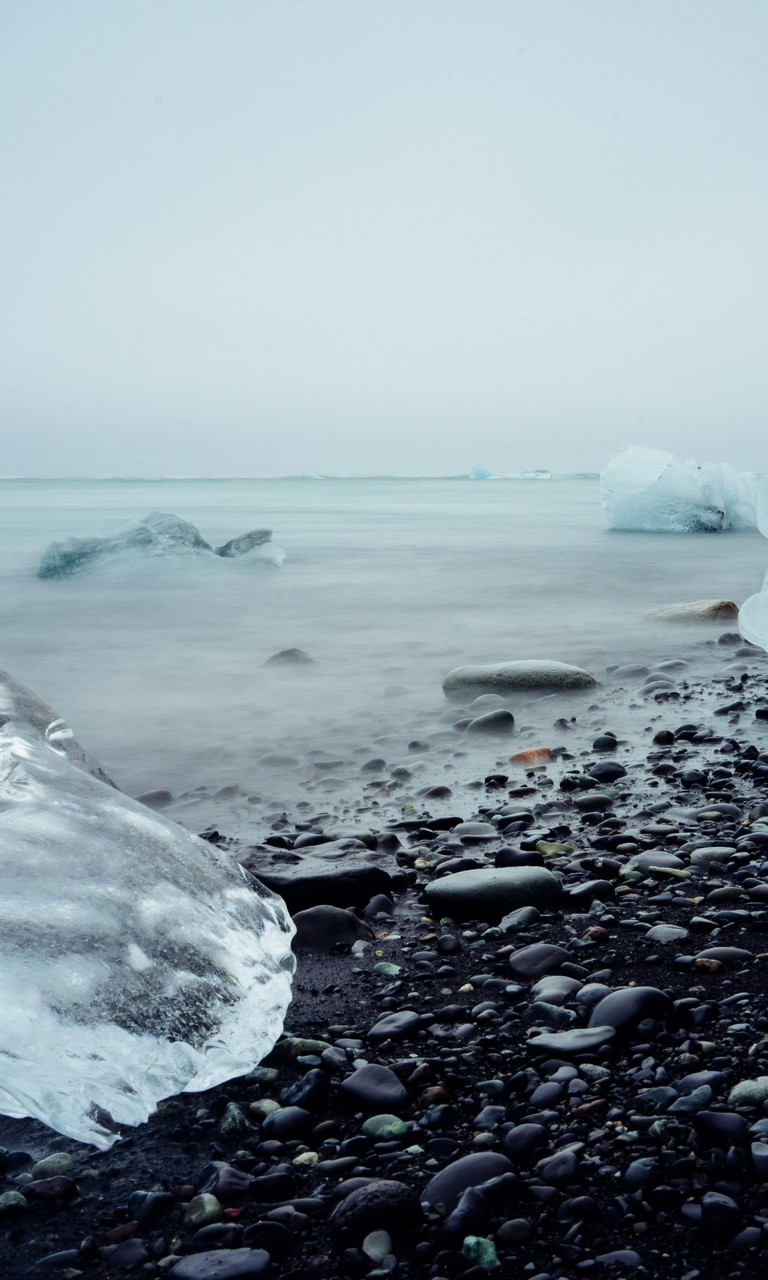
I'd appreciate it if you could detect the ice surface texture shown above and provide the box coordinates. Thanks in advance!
[38,511,285,577]
[601,447,757,532]
[0,671,295,1148]
[738,479,768,652]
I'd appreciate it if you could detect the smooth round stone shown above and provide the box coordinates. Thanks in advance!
[0,1191,27,1216]
[361,1115,408,1141]
[422,1152,513,1211]
[530,976,583,1005]
[508,943,571,980]
[645,923,689,944]
[587,761,626,783]
[527,1026,616,1056]
[693,946,754,966]
[587,986,672,1032]
[367,1010,420,1042]
[729,1077,768,1108]
[184,1194,223,1229]
[693,1111,749,1148]
[261,1106,313,1139]
[677,1071,727,1096]
[668,1086,713,1114]
[30,1153,74,1179]
[362,1229,394,1264]
[689,847,736,867]
[536,1149,579,1185]
[170,1249,270,1279]
[496,1217,532,1245]
[699,1190,741,1240]
[426,867,562,923]
[329,1180,423,1239]
[751,1142,768,1178]
[443,660,597,700]
[452,822,498,842]
[465,709,516,736]
[340,1065,409,1112]
[502,1124,547,1165]
[292,906,373,951]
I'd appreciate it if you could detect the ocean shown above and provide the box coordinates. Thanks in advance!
[2,475,766,837]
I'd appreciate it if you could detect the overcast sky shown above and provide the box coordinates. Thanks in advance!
[3,1,767,476]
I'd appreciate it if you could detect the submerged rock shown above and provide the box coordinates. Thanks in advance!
[443,660,597,701]
[647,599,740,623]
[0,670,295,1148]
[425,867,562,922]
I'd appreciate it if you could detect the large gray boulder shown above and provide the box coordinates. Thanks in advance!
[443,660,597,702]
[425,866,562,922]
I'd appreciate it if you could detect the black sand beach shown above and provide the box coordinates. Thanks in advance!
[4,635,768,1280]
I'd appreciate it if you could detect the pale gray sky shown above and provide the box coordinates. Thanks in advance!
[3,1,767,476]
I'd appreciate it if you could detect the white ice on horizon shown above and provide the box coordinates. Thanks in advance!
[0,671,295,1148]
[600,446,758,533]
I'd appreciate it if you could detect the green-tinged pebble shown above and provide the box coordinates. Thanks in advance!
[361,1114,408,1140]
[461,1236,500,1270]
[372,962,402,976]
[219,1102,249,1136]
[30,1153,74,1179]
[269,1037,332,1061]
[729,1077,768,1107]
[0,1191,27,1216]
[293,1151,319,1168]
[184,1193,222,1229]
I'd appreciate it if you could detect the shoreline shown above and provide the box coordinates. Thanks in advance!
[4,636,768,1278]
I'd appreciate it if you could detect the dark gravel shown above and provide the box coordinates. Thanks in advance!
[4,643,768,1280]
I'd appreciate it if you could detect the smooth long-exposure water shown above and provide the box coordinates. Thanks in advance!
[2,476,766,831]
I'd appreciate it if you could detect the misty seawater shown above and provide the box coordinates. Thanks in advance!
[2,476,766,835]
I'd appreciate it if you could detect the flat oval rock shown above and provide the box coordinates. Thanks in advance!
[527,1026,616,1055]
[443,661,597,701]
[692,946,754,965]
[170,1248,271,1279]
[451,822,498,842]
[508,943,571,980]
[425,867,562,923]
[422,1152,513,1211]
[587,986,672,1032]
[366,1010,420,1042]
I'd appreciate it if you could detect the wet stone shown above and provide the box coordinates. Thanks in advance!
[422,1152,513,1211]
[340,1065,409,1112]
[170,1248,271,1279]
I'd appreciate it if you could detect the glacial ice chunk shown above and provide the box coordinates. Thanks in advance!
[0,670,295,1148]
[738,477,768,652]
[38,511,284,577]
[601,447,758,532]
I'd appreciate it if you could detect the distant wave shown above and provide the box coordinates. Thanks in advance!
[0,472,600,483]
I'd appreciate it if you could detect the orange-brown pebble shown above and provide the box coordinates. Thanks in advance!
[509,747,552,765]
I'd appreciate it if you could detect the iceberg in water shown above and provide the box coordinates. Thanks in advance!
[0,670,295,1148]
[738,478,768,652]
[601,447,758,532]
[38,511,285,578]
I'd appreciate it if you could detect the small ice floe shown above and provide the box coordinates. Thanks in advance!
[37,511,285,578]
